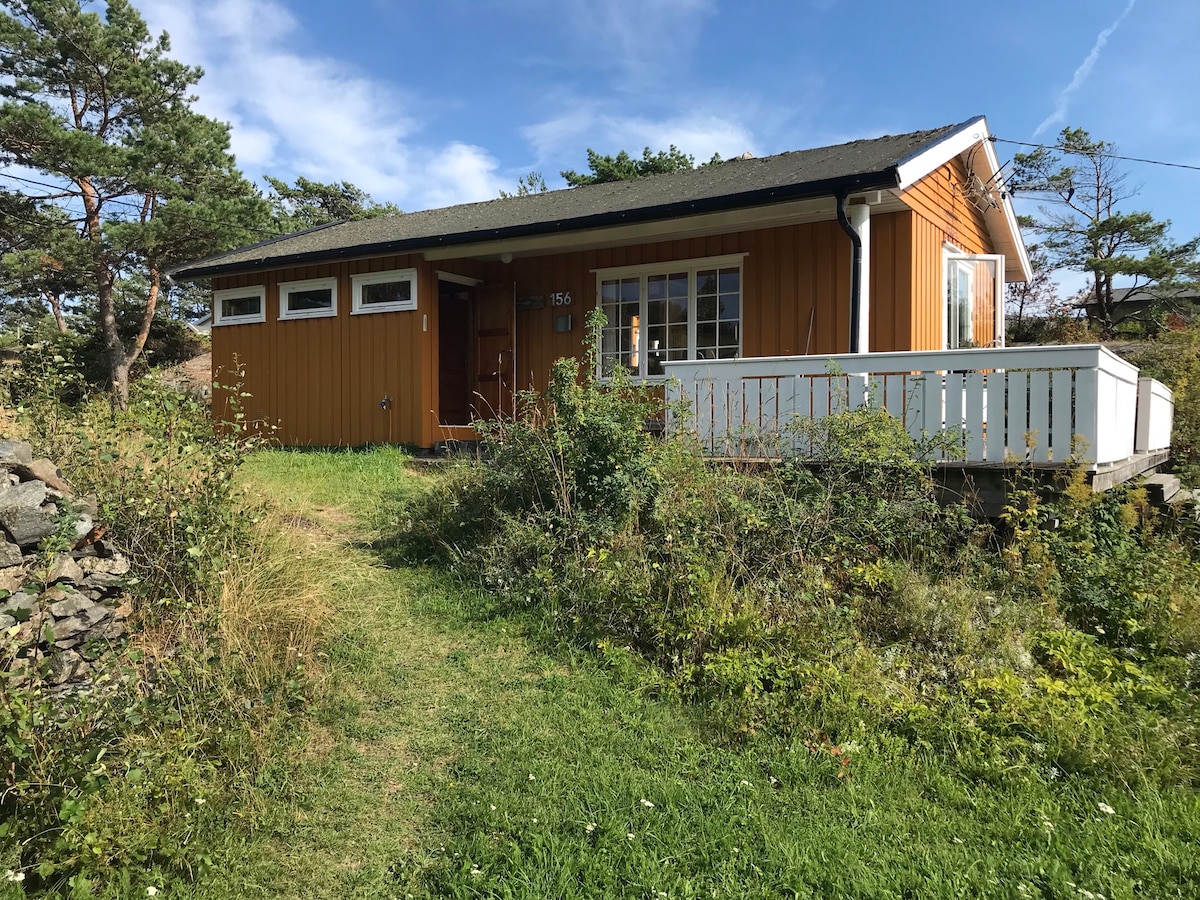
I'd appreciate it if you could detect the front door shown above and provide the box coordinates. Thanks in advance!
[472,282,516,419]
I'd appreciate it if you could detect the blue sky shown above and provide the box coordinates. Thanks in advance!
[139,0,1199,269]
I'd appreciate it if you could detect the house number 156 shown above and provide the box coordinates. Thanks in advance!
[550,291,573,306]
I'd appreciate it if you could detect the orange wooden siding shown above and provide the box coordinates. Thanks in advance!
[473,217,929,397]
[900,158,997,349]
[211,253,433,447]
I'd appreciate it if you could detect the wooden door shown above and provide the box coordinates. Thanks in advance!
[473,282,516,419]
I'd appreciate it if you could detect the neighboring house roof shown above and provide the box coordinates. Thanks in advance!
[172,115,1029,281]
[1076,286,1200,323]
[187,312,212,334]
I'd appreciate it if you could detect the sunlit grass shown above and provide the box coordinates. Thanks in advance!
[186,447,1200,900]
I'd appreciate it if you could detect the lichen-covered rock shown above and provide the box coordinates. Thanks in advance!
[0,539,22,568]
[47,591,92,618]
[0,439,33,467]
[0,479,47,510]
[79,554,131,577]
[0,505,56,547]
[0,591,37,620]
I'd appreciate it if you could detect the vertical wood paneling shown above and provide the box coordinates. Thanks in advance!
[902,158,999,351]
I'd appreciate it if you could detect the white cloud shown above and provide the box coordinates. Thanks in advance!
[555,0,716,87]
[137,0,505,210]
[522,102,760,178]
[1033,0,1139,138]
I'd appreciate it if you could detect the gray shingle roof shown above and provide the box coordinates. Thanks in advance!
[172,118,977,279]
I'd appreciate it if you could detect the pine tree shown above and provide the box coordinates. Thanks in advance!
[0,0,269,404]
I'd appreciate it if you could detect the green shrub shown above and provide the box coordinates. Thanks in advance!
[399,321,1200,788]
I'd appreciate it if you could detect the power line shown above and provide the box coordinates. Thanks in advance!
[0,171,285,237]
[991,136,1200,173]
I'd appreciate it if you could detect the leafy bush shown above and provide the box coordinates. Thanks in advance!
[399,320,1200,789]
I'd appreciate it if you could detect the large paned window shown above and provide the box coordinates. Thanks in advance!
[597,255,744,378]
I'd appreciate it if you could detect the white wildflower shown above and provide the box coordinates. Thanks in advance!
[640,798,655,808]
[147,889,159,897]
[470,865,482,877]
[490,804,497,811]
[194,797,206,805]
[1041,818,1055,832]
[585,822,596,834]
[532,818,538,824]
[738,779,752,787]
[1098,802,1116,815]
[627,832,635,840]
[528,774,535,781]
[952,836,964,844]
[4,871,25,883]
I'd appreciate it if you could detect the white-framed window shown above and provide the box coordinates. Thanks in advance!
[212,285,266,326]
[595,254,745,379]
[279,276,337,320]
[943,246,1005,349]
[351,268,418,314]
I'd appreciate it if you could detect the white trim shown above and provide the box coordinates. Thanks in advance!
[435,270,483,287]
[212,285,265,326]
[279,276,338,320]
[594,256,743,381]
[351,268,417,315]
[896,118,992,190]
[591,253,748,280]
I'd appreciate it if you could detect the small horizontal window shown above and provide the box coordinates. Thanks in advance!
[212,286,265,326]
[279,277,337,320]
[352,268,418,314]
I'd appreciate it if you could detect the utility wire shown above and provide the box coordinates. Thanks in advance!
[0,171,286,237]
[991,136,1200,173]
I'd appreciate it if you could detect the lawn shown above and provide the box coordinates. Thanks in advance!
[195,448,1199,900]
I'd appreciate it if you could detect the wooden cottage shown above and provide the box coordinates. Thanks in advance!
[173,115,1172,480]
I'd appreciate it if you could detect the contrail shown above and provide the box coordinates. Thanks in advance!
[1033,0,1138,138]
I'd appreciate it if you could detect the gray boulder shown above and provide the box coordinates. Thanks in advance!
[0,539,21,568]
[0,480,47,510]
[0,505,56,547]
[0,440,33,467]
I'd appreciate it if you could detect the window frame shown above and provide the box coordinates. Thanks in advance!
[351,268,419,315]
[278,276,338,321]
[943,246,1006,349]
[593,253,746,381]
[212,285,266,327]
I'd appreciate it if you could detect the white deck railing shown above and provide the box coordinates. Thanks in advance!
[664,345,1173,467]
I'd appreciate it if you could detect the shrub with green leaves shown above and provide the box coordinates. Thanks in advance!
[401,319,1200,789]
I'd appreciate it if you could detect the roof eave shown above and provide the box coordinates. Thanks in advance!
[170,169,901,280]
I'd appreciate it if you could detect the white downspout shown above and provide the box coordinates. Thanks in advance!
[849,202,871,353]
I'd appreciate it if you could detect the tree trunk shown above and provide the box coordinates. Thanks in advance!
[97,273,130,408]
[44,292,68,334]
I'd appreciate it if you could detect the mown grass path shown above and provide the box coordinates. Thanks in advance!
[205,449,1199,900]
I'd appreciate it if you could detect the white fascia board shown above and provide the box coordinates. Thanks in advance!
[895,116,991,189]
[979,137,1033,283]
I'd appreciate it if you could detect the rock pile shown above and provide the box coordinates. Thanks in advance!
[0,439,131,688]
